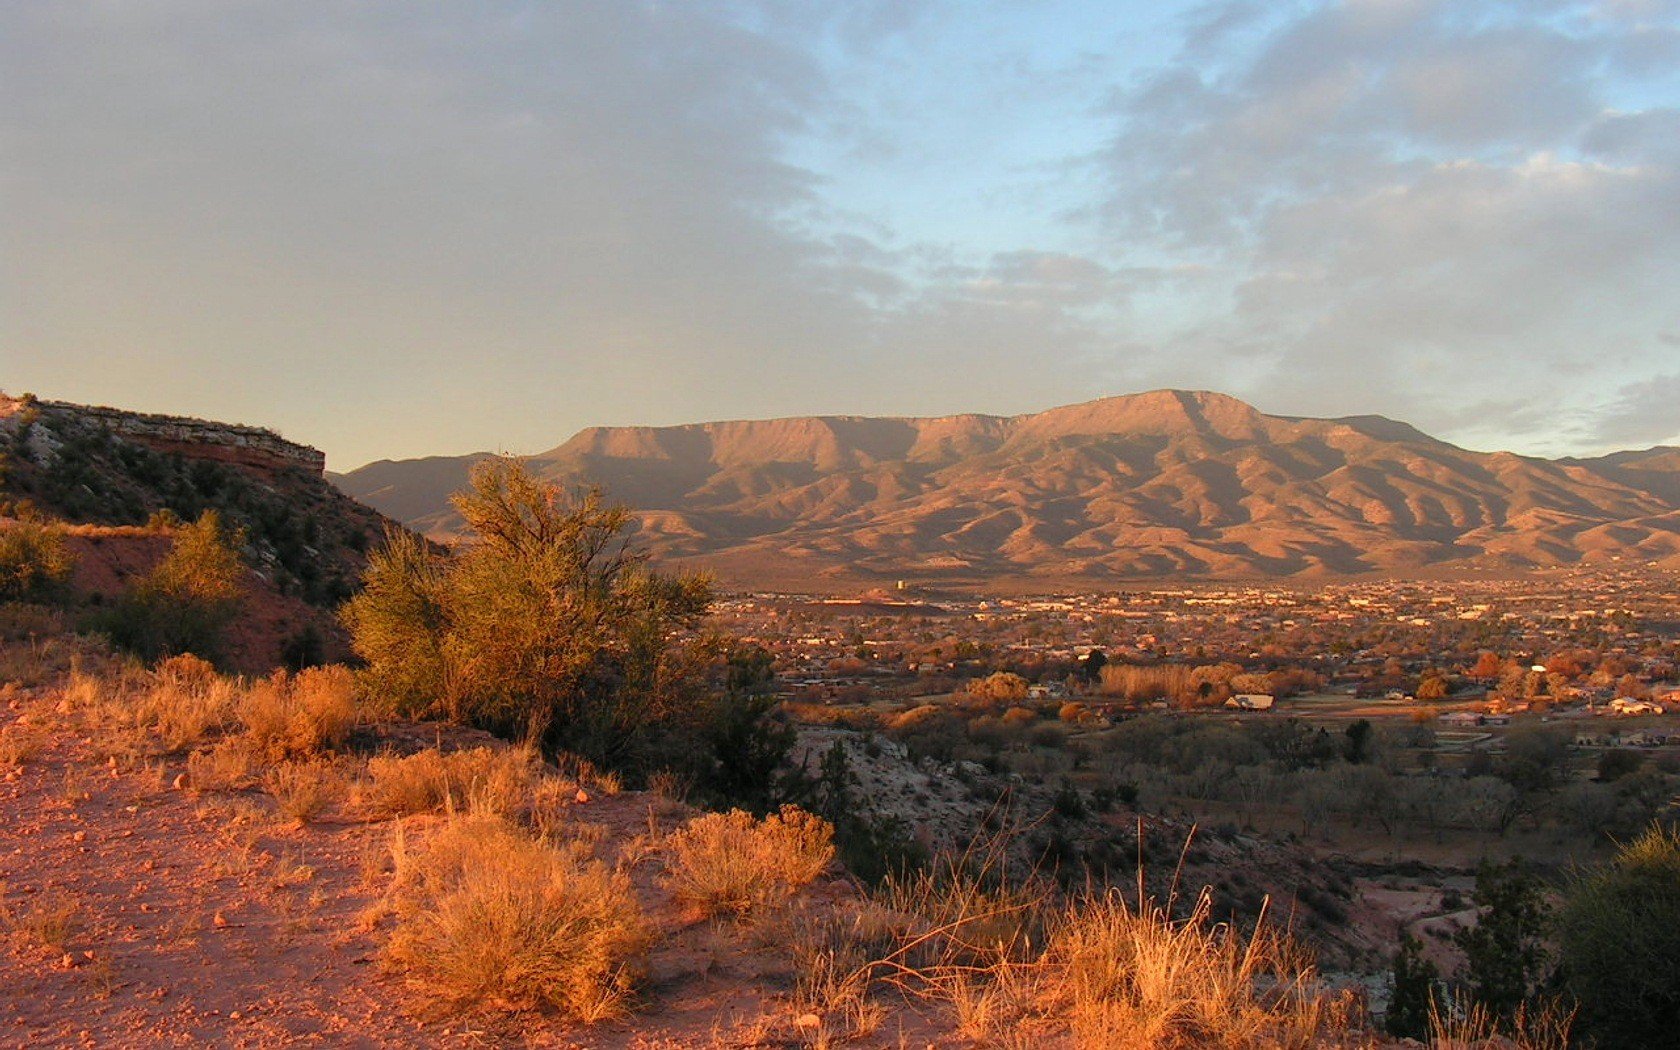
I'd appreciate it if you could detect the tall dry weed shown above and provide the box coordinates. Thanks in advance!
[1044,889,1327,1050]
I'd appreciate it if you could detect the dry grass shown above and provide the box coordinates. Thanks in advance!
[1044,889,1330,1049]
[185,737,257,790]
[383,814,647,1020]
[264,759,349,825]
[1428,997,1575,1050]
[358,745,538,819]
[237,666,357,760]
[0,884,81,952]
[0,723,45,766]
[661,805,834,919]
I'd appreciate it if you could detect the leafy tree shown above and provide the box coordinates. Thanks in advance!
[342,458,713,771]
[1557,823,1680,1047]
[1385,931,1441,1038]
[1453,861,1551,1021]
[0,516,75,603]
[101,511,245,662]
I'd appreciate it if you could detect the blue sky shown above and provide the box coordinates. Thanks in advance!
[4,0,1679,469]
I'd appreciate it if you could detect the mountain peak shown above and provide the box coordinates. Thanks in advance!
[1017,389,1266,442]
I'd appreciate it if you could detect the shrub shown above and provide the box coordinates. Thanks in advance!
[661,805,834,918]
[0,518,75,604]
[1453,861,1552,1022]
[359,746,537,819]
[1557,823,1680,1047]
[99,511,245,662]
[237,666,357,760]
[342,459,713,770]
[384,815,646,1019]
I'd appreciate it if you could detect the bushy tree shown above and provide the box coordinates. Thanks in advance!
[693,644,796,811]
[1385,931,1441,1038]
[0,516,75,603]
[1453,861,1551,1021]
[102,510,245,662]
[1557,823,1680,1047]
[342,458,713,770]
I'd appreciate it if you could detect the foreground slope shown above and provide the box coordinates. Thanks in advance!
[336,390,1680,585]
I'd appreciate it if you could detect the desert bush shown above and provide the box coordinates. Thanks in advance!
[75,654,242,752]
[342,459,713,771]
[359,745,537,819]
[186,737,257,790]
[237,665,356,760]
[0,518,75,604]
[1556,823,1680,1047]
[661,805,834,918]
[97,511,245,662]
[384,814,646,1019]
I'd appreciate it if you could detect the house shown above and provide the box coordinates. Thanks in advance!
[1225,693,1275,711]
[1441,711,1483,728]
[1609,697,1664,717]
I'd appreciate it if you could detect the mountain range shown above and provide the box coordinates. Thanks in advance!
[333,390,1680,586]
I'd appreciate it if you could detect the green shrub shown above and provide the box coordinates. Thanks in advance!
[0,518,75,603]
[1557,823,1680,1047]
[341,458,713,770]
[98,511,245,662]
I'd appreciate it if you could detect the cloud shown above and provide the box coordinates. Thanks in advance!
[1590,372,1680,446]
[1098,0,1680,450]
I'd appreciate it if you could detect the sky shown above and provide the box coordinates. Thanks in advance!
[4,0,1679,471]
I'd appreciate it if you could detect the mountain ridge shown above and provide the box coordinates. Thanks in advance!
[332,390,1680,586]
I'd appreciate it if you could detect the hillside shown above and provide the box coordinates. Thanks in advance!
[0,394,398,668]
[335,390,1680,586]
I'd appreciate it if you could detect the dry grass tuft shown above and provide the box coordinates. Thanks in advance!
[0,723,45,766]
[661,805,834,919]
[265,759,349,825]
[359,745,537,819]
[384,814,647,1020]
[185,737,257,791]
[1043,889,1328,1050]
[0,884,81,952]
[1428,996,1575,1050]
[238,666,357,760]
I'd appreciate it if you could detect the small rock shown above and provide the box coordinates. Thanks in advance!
[72,830,86,843]
[213,911,229,928]
[793,1013,822,1030]
[172,773,189,791]
[229,1011,242,1020]
[574,788,590,804]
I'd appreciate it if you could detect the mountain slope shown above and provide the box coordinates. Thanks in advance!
[334,390,1680,584]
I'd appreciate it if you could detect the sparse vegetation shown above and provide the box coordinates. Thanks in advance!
[358,745,539,819]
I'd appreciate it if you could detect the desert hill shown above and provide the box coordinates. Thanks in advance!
[1,393,400,668]
[334,390,1680,586]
